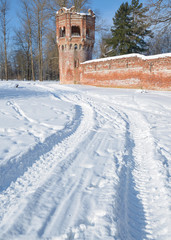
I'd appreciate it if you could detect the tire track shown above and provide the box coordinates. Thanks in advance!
[0,104,82,192]
[0,91,94,238]
[1,84,170,240]
[81,91,170,239]
[103,108,147,240]
[126,110,171,240]
[0,89,125,239]
[72,92,148,239]
[84,89,171,240]
[66,93,148,239]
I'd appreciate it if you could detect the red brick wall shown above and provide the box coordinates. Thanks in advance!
[79,54,171,90]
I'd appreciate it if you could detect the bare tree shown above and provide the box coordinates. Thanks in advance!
[57,0,70,8]
[13,49,27,80]
[147,0,171,32]
[0,43,5,80]
[147,31,171,54]
[47,0,69,16]
[44,30,59,80]
[14,28,32,80]
[0,0,9,80]
[48,0,89,13]
[70,0,89,12]
[20,0,35,81]
[32,0,47,81]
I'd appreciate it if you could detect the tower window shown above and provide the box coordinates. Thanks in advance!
[60,27,65,37]
[74,44,78,50]
[86,28,90,38]
[62,45,64,51]
[71,26,80,36]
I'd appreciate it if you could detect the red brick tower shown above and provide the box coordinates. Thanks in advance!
[56,7,95,84]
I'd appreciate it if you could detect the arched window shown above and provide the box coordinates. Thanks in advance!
[74,44,78,50]
[79,44,82,49]
[71,26,80,36]
[70,44,72,49]
[59,27,65,37]
[62,45,64,51]
[74,59,79,68]
[86,28,90,38]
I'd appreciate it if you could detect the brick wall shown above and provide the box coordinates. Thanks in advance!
[79,53,171,90]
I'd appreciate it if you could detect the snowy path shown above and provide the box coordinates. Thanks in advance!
[0,82,170,240]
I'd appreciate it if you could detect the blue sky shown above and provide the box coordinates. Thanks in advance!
[92,0,130,26]
[10,0,146,31]
[10,0,123,28]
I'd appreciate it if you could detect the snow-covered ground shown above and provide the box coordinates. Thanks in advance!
[0,81,170,240]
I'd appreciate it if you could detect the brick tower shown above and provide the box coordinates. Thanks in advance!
[56,7,95,84]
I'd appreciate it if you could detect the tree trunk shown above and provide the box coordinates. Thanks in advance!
[30,34,35,81]
[0,0,9,80]
[38,10,43,81]
[24,0,35,81]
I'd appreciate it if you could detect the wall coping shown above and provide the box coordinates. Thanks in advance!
[81,53,171,65]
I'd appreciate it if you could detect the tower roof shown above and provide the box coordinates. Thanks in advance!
[56,6,95,17]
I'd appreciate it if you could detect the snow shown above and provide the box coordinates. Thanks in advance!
[56,7,89,16]
[82,53,171,64]
[56,7,68,15]
[0,80,171,240]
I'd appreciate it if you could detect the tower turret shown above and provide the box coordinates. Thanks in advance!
[56,7,95,84]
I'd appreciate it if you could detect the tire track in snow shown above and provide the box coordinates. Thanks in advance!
[7,99,60,130]
[1,84,170,239]
[6,100,37,123]
[58,89,171,240]
[73,93,147,239]
[71,93,148,239]
[82,92,170,240]
[156,143,171,180]
[27,94,121,239]
[66,95,148,239]
[85,89,171,240]
[0,92,94,238]
[100,107,147,240]
[0,90,125,239]
[126,110,171,240]
[102,102,171,240]
[0,104,82,192]
[38,95,124,240]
